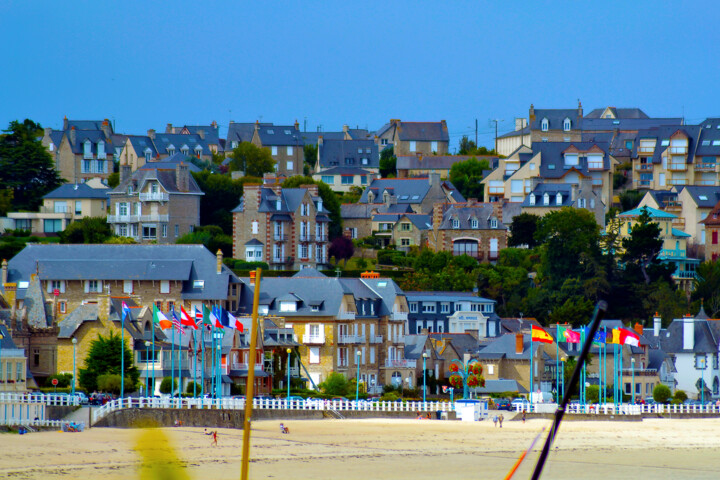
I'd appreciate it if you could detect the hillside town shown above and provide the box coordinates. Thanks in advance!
[2,105,720,406]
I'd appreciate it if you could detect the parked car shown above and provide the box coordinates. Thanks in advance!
[643,396,655,405]
[73,392,89,405]
[494,398,511,410]
[511,398,530,410]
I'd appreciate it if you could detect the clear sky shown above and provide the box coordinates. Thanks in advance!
[2,1,720,149]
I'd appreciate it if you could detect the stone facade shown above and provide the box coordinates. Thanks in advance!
[376,120,450,156]
[42,119,115,184]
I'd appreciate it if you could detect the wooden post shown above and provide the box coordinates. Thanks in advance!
[241,269,262,480]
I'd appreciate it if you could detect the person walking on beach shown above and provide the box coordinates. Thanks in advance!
[499,414,504,428]
[522,410,526,423]
[211,430,218,446]
[493,415,498,427]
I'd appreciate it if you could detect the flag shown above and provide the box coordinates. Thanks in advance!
[619,328,640,347]
[152,304,173,330]
[171,309,186,334]
[563,328,581,343]
[220,307,234,330]
[531,325,553,344]
[608,328,621,344]
[202,304,213,331]
[180,306,197,330]
[121,301,131,322]
[584,328,606,344]
[210,305,223,329]
[228,311,244,332]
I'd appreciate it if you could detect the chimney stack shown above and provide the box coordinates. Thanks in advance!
[69,126,76,145]
[571,184,578,202]
[176,162,189,192]
[147,129,156,140]
[101,119,111,138]
[653,313,662,336]
[343,124,349,134]
[216,249,223,274]
[578,100,583,118]
[44,127,52,138]
[120,165,132,185]
[683,314,694,350]
[63,116,68,131]
[429,172,440,187]
[294,120,299,131]
[250,270,256,285]
[211,120,218,129]
[515,332,524,355]
[197,129,205,140]
[1,259,7,285]
[166,123,173,133]
[529,104,535,123]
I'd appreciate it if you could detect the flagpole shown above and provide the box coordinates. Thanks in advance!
[613,342,618,407]
[210,327,215,398]
[201,320,205,400]
[152,321,156,397]
[193,327,197,398]
[555,324,559,403]
[529,334,533,410]
[172,313,176,402]
[121,308,125,400]
[619,344,623,407]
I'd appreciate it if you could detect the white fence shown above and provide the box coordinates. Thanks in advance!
[92,396,454,424]
[516,402,720,415]
[0,393,80,406]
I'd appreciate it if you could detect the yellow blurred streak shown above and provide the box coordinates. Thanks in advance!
[135,427,191,480]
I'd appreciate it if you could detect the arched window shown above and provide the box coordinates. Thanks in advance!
[543,193,549,205]
[563,118,571,132]
[453,239,478,257]
[713,376,719,395]
[541,118,549,132]
[556,193,562,205]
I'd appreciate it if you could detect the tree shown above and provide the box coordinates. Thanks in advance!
[78,331,139,393]
[653,384,671,404]
[449,157,489,200]
[693,262,720,317]
[621,207,663,284]
[319,372,350,396]
[303,144,318,170]
[0,119,64,211]
[673,389,688,403]
[228,142,275,177]
[282,176,342,239]
[107,172,120,188]
[59,217,114,243]
[186,381,201,395]
[508,213,540,248]
[619,190,644,212]
[176,225,233,257]
[97,374,125,394]
[160,377,178,395]
[329,236,354,266]
[458,136,498,156]
[192,171,261,234]
[379,146,396,177]
[0,189,13,216]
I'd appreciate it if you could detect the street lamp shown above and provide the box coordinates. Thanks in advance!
[422,352,429,404]
[286,348,292,401]
[355,350,362,401]
[631,357,635,405]
[71,338,77,397]
[213,332,223,400]
[216,344,222,400]
[144,341,151,397]
[560,355,567,401]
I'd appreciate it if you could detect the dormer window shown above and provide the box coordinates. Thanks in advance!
[563,118,571,132]
[279,301,296,312]
[578,198,586,208]
[470,218,478,229]
[194,144,203,156]
[543,193,549,206]
[231,141,238,149]
[144,148,152,162]
[490,218,498,229]
[529,194,536,205]
[128,185,133,195]
[83,140,92,158]
[556,193,562,205]
[180,145,189,155]
[97,140,105,159]
[541,118,549,132]
[452,218,460,229]
[167,145,175,155]
[564,153,579,166]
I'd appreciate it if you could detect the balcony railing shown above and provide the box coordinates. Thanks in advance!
[338,311,356,320]
[369,335,383,344]
[315,234,328,242]
[299,234,312,242]
[659,248,687,259]
[696,163,717,171]
[384,359,416,368]
[301,334,325,344]
[271,256,294,265]
[107,214,140,223]
[588,162,604,170]
[668,163,687,171]
[338,335,366,344]
[488,187,504,194]
[674,270,697,279]
[81,161,108,174]
[231,362,249,370]
[667,179,687,186]
[638,146,655,154]
[636,163,653,171]
[391,311,408,321]
[140,214,169,222]
[696,180,716,186]
[139,192,169,202]
[273,234,288,242]
[669,146,688,154]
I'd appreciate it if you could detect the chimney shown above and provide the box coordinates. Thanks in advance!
[515,118,524,132]
[69,126,76,145]
[492,202,503,223]
[467,198,476,206]
[318,135,323,146]
[571,184,578,202]
[147,129,156,140]
[529,104,535,123]
[166,123,173,133]
[515,332,524,354]
[429,172,440,187]
[653,313,662,336]
[441,119,448,138]
[216,249,223,274]
[578,100,583,118]
[242,184,261,210]
[176,162,189,192]
[294,120,299,131]
[683,314,694,350]
[120,165,132,184]
[343,124,349,134]
[44,127,52,138]
[1,259,7,285]
[211,120,218,129]
[197,129,205,140]
[634,322,643,336]
[249,270,256,285]
[421,327,429,335]
[63,116,68,131]
[101,119,111,138]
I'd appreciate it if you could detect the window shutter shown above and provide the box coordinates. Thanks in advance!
[61,281,65,294]
[98,280,103,292]
[84,281,89,293]
[46,282,52,294]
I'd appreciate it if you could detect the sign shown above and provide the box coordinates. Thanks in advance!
[53,289,60,297]
[51,378,59,386]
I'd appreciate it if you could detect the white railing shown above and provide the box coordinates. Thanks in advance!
[140,214,170,222]
[369,335,383,344]
[338,311,356,320]
[302,334,325,344]
[0,393,80,406]
[515,402,720,415]
[391,311,408,321]
[107,214,140,223]
[139,192,169,202]
[338,335,366,344]
[384,358,416,368]
[91,396,456,424]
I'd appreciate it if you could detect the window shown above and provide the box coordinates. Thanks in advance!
[541,118,549,131]
[661,139,670,146]
[271,146,278,156]
[563,118,571,131]
[431,141,438,152]
[287,146,293,155]
[74,201,82,215]
[422,303,436,313]
[409,302,418,313]
[490,218,498,228]
[341,176,354,185]
[321,175,335,184]
[409,141,416,152]
[453,239,478,257]
[556,193,562,205]
[142,225,156,239]
[564,154,579,166]
[86,280,102,293]
[160,280,170,294]
[286,161,294,171]
[280,301,297,312]
[578,198,586,208]
[702,140,711,146]
[162,224,167,238]
[625,140,633,149]
[470,219,478,229]
[400,222,411,231]
[360,175,367,184]
[53,201,67,213]
[452,219,460,229]
[181,145,189,155]
[44,219,62,233]
[440,303,449,314]
[123,280,133,294]
[145,150,152,162]
[695,354,707,369]
[543,193,549,205]
[361,158,368,165]
[59,301,67,314]
[529,194,535,206]
[714,141,720,146]
[252,221,259,234]
[309,347,320,364]
[400,238,410,246]
[174,225,179,237]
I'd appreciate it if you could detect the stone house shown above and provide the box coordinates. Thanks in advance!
[528,102,584,143]
[107,164,203,244]
[225,121,304,177]
[375,120,449,155]
[405,291,498,336]
[429,201,507,262]
[0,323,28,392]
[340,202,414,240]
[232,183,331,271]
[520,180,605,227]
[396,154,497,179]
[118,131,213,172]
[7,182,109,235]
[315,138,379,174]
[165,121,223,154]
[313,167,378,193]
[240,269,409,394]
[358,174,465,215]
[372,213,430,251]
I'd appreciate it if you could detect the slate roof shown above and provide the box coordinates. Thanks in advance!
[6,244,239,301]
[438,203,506,230]
[0,323,21,350]
[695,118,720,157]
[477,333,542,360]
[237,187,317,215]
[66,129,113,155]
[111,166,203,195]
[256,125,303,147]
[396,122,449,142]
[226,122,268,145]
[676,186,720,208]
[500,318,541,333]
[67,120,108,130]
[127,135,158,158]
[58,304,99,338]
[429,333,480,356]
[180,125,221,147]
[520,183,573,208]
[340,203,414,219]
[24,275,52,328]
[317,166,373,176]
[582,118,682,131]
[531,141,612,179]
[396,155,495,171]
[144,153,202,172]
[497,125,530,139]
[359,178,465,205]
[301,131,346,144]
[647,190,679,207]
[632,126,701,164]
[584,107,650,119]
[152,133,211,157]
[660,318,718,354]
[531,109,582,131]
[43,183,109,200]
[318,139,379,169]
[405,291,495,304]
[473,379,528,394]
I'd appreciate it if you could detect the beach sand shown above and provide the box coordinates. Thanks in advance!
[2,416,720,479]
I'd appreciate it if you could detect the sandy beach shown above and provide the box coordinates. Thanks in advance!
[2,416,720,479]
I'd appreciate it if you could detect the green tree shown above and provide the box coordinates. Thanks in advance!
[319,372,350,396]
[0,188,13,216]
[692,262,720,317]
[228,141,275,177]
[59,217,114,243]
[673,389,688,403]
[78,331,139,393]
[282,176,342,239]
[107,172,120,188]
[458,136,498,156]
[508,213,540,248]
[186,381,201,395]
[192,171,261,234]
[304,143,318,170]
[160,377,178,395]
[653,384,671,403]
[621,207,663,284]
[449,157,489,200]
[619,190,645,211]
[176,225,233,257]
[97,374,127,395]
[379,146,396,177]
[0,119,64,210]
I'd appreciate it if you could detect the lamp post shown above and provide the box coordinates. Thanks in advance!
[144,341,151,397]
[422,352,429,404]
[71,338,77,397]
[631,357,635,405]
[216,344,222,400]
[355,350,361,401]
[286,348,292,401]
[213,331,223,400]
[560,355,566,401]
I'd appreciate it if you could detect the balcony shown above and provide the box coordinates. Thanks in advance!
[231,362,249,370]
[696,162,717,171]
[273,234,288,242]
[390,310,408,321]
[669,146,688,154]
[140,214,169,223]
[299,234,312,242]
[668,163,687,172]
[139,192,169,202]
[288,366,300,376]
[369,335,383,344]
[80,161,108,174]
[636,163,653,171]
[384,359,416,368]
[659,248,687,259]
[588,162,604,170]
[695,180,716,186]
[315,234,328,242]
[338,335,366,344]
[674,270,697,279]
[338,311,356,320]
[302,334,325,344]
[107,214,140,223]
[391,334,406,344]
[667,179,687,186]
[488,187,504,194]
[638,146,655,154]
[663,201,682,211]
[638,180,652,187]
[270,256,294,265]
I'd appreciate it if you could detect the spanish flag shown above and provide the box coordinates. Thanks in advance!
[531,325,554,344]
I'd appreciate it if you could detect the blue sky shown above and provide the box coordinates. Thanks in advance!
[2,1,720,149]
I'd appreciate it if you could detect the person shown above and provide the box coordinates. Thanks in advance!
[280,423,289,434]
[426,413,432,420]
[211,430,218,446]
[204,429,212,435]
[417,411,423,420]
[492,415,498,427]
[522,410,526,423]
[499,414,504,428]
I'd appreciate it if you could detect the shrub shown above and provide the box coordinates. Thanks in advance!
[186,381,201,395]
[673,389,688,403]
[97,374,122,394]
[232,260,269,271]
[159,377,178,395]
[653,384,671,404]
[46,373,73,388]
[318,372,350,396]
[586,385,600,403]
[380,391,399,402]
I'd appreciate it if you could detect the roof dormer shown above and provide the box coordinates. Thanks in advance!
[543,193,549,205]
[563,117,571,132]
[541,118,549,132]
[556,192,562,205]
